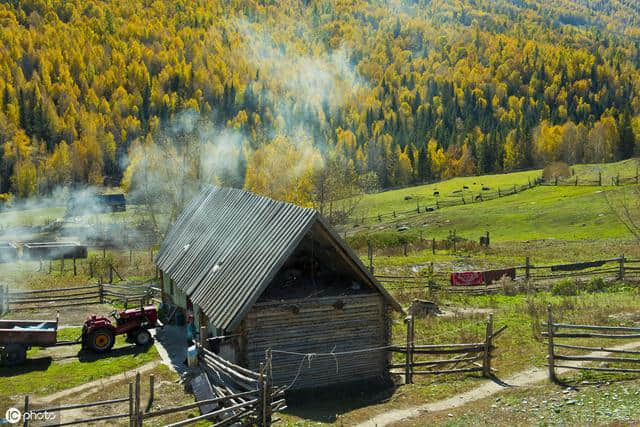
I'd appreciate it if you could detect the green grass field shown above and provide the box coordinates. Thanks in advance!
[349,186,628,244]
[350,159,638,220]
[344,160,639,249]
[0,328,158,397]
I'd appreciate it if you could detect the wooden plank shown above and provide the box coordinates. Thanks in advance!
[543,332,640,339]
[545,323,640,332]
[142,390,257,419]
[412,367,483,375]
[163,399,258,427]
[550,343,640,355]
[555,354,640,364]
[389,355,482,369]
[550,364,640,373]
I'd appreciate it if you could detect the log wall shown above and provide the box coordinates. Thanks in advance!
[242,293,390,390]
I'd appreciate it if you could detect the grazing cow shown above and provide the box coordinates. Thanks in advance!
[463,185,469,189]
[475,195,482,201]
[482,186,490,191]
[433,191,440,196]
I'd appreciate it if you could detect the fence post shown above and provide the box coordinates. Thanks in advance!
[599,172,602,186]
[109,264,113,284]
[22,395,29,427]
[498,188,501,197]
[258,362,266,426]
[403,242,408,257]
[73,257,77,276]
[547,304,557,383]
[575,176,578,186]
[0,285,4,316]
[367,241,374,274]
[525,257,531,280]
[619,254,625,281]
[135,372,141,427]
[483,314,493,377]
[199,326,207,349]
[146,375,155,413]
[129,382,134,427]
[404,315,414,385]
[264,350,273,425]
[432,238,436,254]
[617,174,620,186]
[99,283,104,304]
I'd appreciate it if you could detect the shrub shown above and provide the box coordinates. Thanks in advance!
[585,277,606,293]
[543,161,571,181]
[551,278,579,296]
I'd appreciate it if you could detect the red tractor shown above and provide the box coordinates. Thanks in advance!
[82,306,158,353]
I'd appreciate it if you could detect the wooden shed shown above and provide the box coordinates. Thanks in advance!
[156,186,402,390]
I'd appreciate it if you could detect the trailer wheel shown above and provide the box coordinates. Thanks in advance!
[1,344,27,366]
[134,329,152,346]
[88,328,115,353]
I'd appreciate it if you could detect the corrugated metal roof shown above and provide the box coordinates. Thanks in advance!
[156,186,401,331]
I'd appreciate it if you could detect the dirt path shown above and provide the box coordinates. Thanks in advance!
[39,360,161,404]
[357,341,640,427]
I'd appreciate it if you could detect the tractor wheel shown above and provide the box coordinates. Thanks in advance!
[1,344,27,366]
[134,329,152,347]
[88,328,115,353]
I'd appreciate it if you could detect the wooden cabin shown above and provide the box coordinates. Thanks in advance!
[156,186,402,390]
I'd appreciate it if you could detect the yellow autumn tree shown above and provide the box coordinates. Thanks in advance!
[244,135,323,207]
[11,159,37,198]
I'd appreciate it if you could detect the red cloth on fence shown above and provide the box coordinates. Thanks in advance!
[450,272,484,286]
[482,268,516,284]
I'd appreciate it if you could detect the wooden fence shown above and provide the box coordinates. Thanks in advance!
[0,282,158,312]
[543,304,640,382]
[21,355,283,426]
[540,170,640,187]
[133,329,283,426]
[390,315,506,384]
[22,372,148,427]
[375,255,640,296]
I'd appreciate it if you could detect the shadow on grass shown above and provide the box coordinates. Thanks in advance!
[77,343,153,362]
[282,379,396,423]
[0,357,52,377]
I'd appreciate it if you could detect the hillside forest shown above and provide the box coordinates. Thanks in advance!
[2,0,640,210]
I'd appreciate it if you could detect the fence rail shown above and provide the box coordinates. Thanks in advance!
[543,304,640,382]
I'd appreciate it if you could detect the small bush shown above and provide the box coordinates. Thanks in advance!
[585,277,606,293]
[543,161,571,180]
[551,278,579,296]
